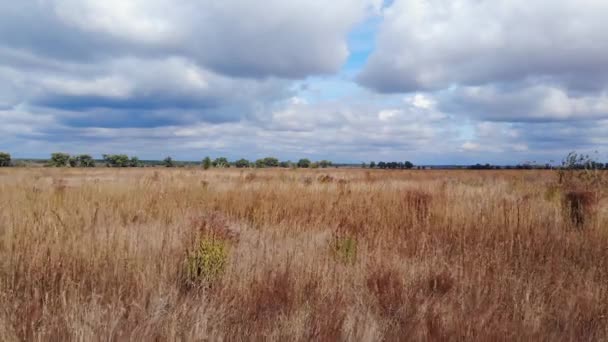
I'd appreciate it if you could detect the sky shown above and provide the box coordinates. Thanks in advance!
[1,0,607,164]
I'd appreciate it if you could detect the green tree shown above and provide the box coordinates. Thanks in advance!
[0,152,11,167]
[297,158,311,168]
[369,161,376,168]
[255,159,266,168]
[129,156,141,167]
[68,156,78,167]
[202,156,212,170]
[404,161,414,169]
[50,152,71,167]
[319,160,332,168]
[103,154,130,167]
[235,158,250,168]
[163,156,175,167]
[78,154,96,167]
[213,157,229,168]
[263,157,279,167]
[279,160,292,168]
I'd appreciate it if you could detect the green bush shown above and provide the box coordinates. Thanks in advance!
[0,152,11,167]
[185,238,228,284]
[202,156,212,170]
[331,234,358,265]
[49,152,70,167]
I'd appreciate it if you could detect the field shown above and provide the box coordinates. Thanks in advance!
[1,167,607,341]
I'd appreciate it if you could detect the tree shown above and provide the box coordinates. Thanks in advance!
[235,158,250,168]
[377,161,386,169]
[202,156,212,170]
[76,154,96,167]
[103,154,130,167]
[263,157,279,167]
[0,152,11,167]
[255,159,266,168]
[319,160,332,168]
[297,158,311,168]
[129,156,141,167]
[213,157,229,168]
[279,161,292,168]
[163,156,174,167]
[369,161,376,169]
[404,161,414,169]
[50,152,71,167]
[68,156,78,167]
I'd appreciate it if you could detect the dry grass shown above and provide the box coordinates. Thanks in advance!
[1,167,608,341]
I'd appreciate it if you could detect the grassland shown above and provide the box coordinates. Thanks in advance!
[1,167,607,341]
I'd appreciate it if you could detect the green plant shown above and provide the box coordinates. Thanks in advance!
[49,152,71,167]
[202,156,212,170]
[0,152,11,167]
[330,234,357,265]
[185,237,229,284]
[297,158,311,168]
[235,158,250,168]
[163,156,174,167]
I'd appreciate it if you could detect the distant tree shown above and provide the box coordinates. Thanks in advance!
[404,161,414,169]
[369,161,376,169]
[319,160,332,168]
[129,156,141,167]
[297,158,311,168]
[77,154,96,167]
[50,152,71,167]
[377,161,386,169]
[68,156,78,167]
[235,158,250,168]
[202,156,212,170]
[0,152,11,167]
[163,156,174,167]
[103,154,130,167]
[263,157,280,168]
[255,159,266,168]
[279,160,292,168]
[213,157,229,168]
[361,162,367,168]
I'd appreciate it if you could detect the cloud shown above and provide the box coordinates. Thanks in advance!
[2,0,378,79]
[359,0,608,93]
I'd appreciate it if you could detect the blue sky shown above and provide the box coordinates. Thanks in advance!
[1,0,607,164]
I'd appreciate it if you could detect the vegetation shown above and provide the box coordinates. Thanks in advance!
[48,152,71,167]
[234,158,250,168]
[297,158,311,168]
[374,161,415,169]
[213,157,229,168]
[0,152,11,167]
[202,156,212,170]
[163,156,175,168]
[1,167,607,340]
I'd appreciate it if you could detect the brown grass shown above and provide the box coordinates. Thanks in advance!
[1,167,608,341]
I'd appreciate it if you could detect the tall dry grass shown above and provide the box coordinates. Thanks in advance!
[0,168,607,341]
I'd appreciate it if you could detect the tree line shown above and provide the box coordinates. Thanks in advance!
[0,152,335,169]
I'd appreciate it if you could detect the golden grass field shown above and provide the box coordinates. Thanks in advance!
[1,167,607,341]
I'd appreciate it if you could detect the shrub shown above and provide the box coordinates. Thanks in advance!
[213,157,229,168]
[297,158,311,168]
[49,152,70,167]
[330,234,357,265]
[103,154,130,167]
[202,156,212,170]
[185,237,228,285]
[263,157,279,167]
[78,154,96,167]
[235,158,250,168]
[0,152,11,167]
[163,156,174,167]
[563,190,598,228]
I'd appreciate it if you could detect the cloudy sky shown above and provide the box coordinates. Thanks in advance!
[1,0,607,164]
